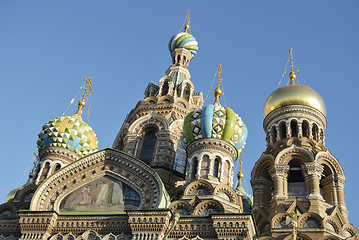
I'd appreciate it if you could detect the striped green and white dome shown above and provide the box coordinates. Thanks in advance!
[37,114,98,157]
[183,103,247,152]
[168,32,198,56]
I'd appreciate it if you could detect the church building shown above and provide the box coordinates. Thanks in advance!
[0,12,357,240]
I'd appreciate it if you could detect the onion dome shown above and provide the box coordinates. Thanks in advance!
[263,48,326,118]
[263,84,326,118]
[168,32,198,56]
[37,113,98,157]
[37,78,98,157]
[183,65,247,152]
[183,103,247,151]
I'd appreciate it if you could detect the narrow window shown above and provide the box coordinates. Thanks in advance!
[271,126,277,143]
[162,82,169,96]
[279,122,286,139]
[174,139,187,174]
[213,157,220,177]
[302,121,309,138]
[183,84,190,101]
[290,120,298,137]
[140,129,157,165]
[192,157,198,179]
[54,163,61,173]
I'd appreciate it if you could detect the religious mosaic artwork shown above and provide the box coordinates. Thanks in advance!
[60,176,141,212]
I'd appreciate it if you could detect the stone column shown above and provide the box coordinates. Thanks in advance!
[286,122,291,139]
[336,175,346,209]
[297,122,303,138]
[303,163,323,200]
[196,155,202,179]
[275,126,280,142]
[269,164,287,200]
[308,123,313,139]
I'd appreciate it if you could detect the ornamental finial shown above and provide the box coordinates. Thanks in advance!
[289,48,296,84]
[184,9,191,33]
[76,77,93,115]
[237,152,244,187]
[214,64,223,104]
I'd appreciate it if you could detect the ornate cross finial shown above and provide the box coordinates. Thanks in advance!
[214,64,223,104]
[289,48,296,84]
[76,77,93,115]
[184,9,191,33]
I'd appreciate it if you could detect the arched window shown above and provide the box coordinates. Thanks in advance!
[40,162,51,181]
[139,128,157,165]
[271,126,277,144]
[320,164,333,204]
[183,84,190,101]
[312,124,319,141]
[302,121,309,138]
[177,55,181,64]
[279,122,286,139]
[288,159,306,198]
[162,81,169,96]
[290,120,298,137]
[213,157,220,177]
[54,163,61,173]
[192,157,198,179]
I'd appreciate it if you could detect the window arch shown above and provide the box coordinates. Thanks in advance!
[162,81,169,96]
[213,157,220,177]
[139,128,157,165]
[302,121,309,138]
[290,120,298,137]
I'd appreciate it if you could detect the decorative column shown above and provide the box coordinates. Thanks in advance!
[336,175,346,209]
[286,122,291,139]
[269,164,287,200]
[303,163,323,200]
[297,122,303,138]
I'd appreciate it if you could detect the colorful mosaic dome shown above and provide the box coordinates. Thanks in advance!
[168,32,198,56]
[183,103,247,151]
[37,114,98,157]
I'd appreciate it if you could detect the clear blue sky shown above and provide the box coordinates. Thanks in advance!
[0,1,358,227]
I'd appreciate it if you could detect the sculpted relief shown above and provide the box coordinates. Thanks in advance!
[60,176,141,212]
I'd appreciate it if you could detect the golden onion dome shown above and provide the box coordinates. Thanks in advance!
[263,84,326,118]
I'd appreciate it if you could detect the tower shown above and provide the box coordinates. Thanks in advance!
[251,49,359,239]
[112,12,203,197]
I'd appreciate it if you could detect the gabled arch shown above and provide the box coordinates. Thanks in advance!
[251,154,275,179]
[298,212,323,228]
[315,151,344,176]
[30,149,170,212]
[128,111,169,134]
[275,144,314,165]
[184,180,214,196]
